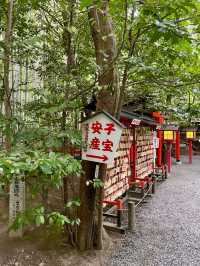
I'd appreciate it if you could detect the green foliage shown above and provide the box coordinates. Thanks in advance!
[0,148,82,233]
[86,179,104,189]
[14,126,82,150]
[119,0,200,122]
[65,198,81,208]
[80,0,94,9]
[10,201,81,232]
[0,150,82,189]
[10,205,45,231]
[48,212,80,227]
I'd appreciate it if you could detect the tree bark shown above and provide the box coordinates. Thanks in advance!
[88,1,120,116]
[3,0,14,152]
[78,0,121,251]
[78,161,97,250]
[62,0,81,247]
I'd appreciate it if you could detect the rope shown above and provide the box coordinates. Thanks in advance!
[121,181,154,212]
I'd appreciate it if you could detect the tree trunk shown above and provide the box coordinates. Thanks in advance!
[78,161,97,250]
[88,1,120,117]
[78,0,121,251]
[62,0,79,247]
[3,0,14,152]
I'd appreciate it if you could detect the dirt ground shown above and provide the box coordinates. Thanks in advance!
[0,213,121,266]
[0,179,122,266]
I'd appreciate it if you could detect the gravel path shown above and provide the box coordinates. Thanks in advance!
[107,156,200,266]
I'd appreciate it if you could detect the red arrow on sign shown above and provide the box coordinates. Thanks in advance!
[86,154,108,162]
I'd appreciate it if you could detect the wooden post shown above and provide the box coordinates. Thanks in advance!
[188,140,193,164]
[152,177,156,194]
[116,199,123,228]
[164,164,168,179]
[117,209,122,228]
[96,164,106,250]
[128,201,136,231]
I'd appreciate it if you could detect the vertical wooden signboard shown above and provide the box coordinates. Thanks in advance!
[9,178,25,237]
[153,131,159,170]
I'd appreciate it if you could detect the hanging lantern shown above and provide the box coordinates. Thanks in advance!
[161,125,179,173]
[162,125,179,142]
[185,128,197,140]
[183,128,197,164]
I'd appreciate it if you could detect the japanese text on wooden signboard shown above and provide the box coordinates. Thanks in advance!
[82,113,123,164]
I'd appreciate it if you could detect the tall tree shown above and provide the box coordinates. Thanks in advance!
[3,0,14,151]
[78,0,122,251]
